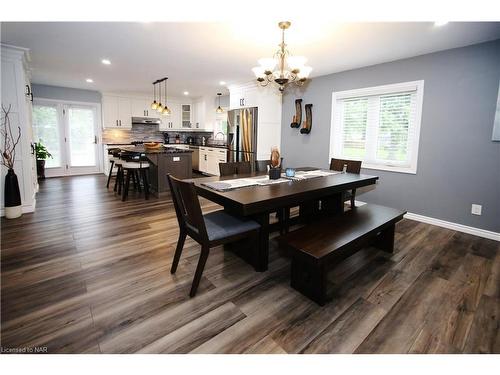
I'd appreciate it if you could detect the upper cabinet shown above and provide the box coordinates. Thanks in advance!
[102,93,220,132]
[229,86,257,109]
[131,98,156,118]
[229,82,282,159]
[102,95,132,129]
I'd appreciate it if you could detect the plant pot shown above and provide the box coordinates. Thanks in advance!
[4,168,22,219]
[269,167,281,180]
[36,159,46,179]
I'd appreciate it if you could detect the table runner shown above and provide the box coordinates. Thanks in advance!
[201,169,341,192]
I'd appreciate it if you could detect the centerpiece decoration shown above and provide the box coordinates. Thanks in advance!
[269,146,282,180]
[1,105,22,219]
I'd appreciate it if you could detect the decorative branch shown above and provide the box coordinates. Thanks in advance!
[1,104,22,170]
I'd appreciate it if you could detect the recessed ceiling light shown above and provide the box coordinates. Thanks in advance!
[219,81,226,85]
[86,78,94,83]
[183,91,189,96]
[434,21,449,27]
[101,59,111,65]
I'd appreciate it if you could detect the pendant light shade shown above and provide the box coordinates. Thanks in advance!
[151,81,158,110]
[215,93,224,113]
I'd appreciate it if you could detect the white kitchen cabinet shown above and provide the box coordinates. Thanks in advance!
[181,104,192,129]
[102,95,132,129]
[199,147,208,173]
[198,147,226,176]
[162,102,182,130]
[229,86,257,109]
[131,98,155,118]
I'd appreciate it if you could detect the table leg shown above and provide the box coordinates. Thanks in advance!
[253,211,270,272]
[320,192,344,216]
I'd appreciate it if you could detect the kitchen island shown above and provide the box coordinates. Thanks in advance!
[119,145,193,196]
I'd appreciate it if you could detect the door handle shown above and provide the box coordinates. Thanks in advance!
[94,136,98,144]
[116,120,118,126]
[119,120,122,126]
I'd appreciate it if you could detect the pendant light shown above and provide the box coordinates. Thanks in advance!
[151,81,158,110]
[156,80,163,113]
[215,93,224,113]
[162,78,171,115]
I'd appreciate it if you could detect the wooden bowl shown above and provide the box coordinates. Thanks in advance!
[143,142,161,149]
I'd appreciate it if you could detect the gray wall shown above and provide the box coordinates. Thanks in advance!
[32,84,101,103]
[281,39,500,232]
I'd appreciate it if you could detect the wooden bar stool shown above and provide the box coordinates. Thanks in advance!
[121,155,150,201]
[106,148,121,189]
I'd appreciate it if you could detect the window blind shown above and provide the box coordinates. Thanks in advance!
[331,81,423,173]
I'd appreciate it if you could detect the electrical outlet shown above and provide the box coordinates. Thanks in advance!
[471,204,482,216]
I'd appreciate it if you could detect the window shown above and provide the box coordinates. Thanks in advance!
[330,81,424,174]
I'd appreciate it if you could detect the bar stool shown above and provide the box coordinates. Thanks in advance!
[121,154,150,201]
[106,148,121,189]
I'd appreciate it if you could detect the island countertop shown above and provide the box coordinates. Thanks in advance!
[119,145,193,154]
[116,145,192,196]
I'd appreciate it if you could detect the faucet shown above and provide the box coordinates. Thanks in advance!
[214,132,226,141]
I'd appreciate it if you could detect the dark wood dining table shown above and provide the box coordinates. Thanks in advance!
[186,168,378,271]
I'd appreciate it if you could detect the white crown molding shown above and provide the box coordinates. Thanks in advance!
[355,200,499,241]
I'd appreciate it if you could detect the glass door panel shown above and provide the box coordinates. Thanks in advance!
[32,104,62,168]
[67,106,97,167]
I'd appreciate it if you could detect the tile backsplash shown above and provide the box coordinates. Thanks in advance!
[102,124,215,144]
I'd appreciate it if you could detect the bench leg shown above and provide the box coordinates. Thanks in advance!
[291,258,328,306]
[374,223,395,253]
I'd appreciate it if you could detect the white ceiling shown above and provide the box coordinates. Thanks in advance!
[1,21,499,98]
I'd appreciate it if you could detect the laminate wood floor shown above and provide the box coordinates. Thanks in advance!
[1,175,499,354]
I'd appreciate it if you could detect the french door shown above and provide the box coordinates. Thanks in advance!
[32,99,102,177]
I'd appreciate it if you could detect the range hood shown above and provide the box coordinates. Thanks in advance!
[131,117,161,125]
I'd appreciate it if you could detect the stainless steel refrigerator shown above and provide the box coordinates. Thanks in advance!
[226,107,258,166]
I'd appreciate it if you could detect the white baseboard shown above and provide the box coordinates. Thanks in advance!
[355,200,500,242]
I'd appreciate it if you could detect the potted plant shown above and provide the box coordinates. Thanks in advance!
[1,105,22,219]
[35,141,52,179]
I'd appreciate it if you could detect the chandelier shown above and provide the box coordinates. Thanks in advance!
[252,21,312,93]
[151,77,171,115]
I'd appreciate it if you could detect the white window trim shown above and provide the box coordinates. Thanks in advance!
[329,80,424,175]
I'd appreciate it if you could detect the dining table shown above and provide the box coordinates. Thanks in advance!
[186,168,379,272]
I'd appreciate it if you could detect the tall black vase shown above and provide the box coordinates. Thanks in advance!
[4,168,22,219]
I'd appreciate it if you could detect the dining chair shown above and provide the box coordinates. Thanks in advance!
[167,174,261,297]
[219,161,252,176]
[329,158,362,208]
[255,160,271,172]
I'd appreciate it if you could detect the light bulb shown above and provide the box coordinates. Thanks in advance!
[297,66,312,79]
[216,106,224,114]
[151,101,158,110]
[156,103,163,113]
[252,66,266,78]
[162,106,171,115]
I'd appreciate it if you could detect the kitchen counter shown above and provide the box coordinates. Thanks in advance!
[167,143,228,149]
[120,145,194,154]
[117,145,192,196]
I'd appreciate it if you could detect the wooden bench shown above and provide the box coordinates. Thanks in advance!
[279,204,406,305]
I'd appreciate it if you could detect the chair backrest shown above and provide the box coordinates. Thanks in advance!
[167,174,208,241]
[219,161,252,176]
[330,158,362,174]
[255,160,271,172]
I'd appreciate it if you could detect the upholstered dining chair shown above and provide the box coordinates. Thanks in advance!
[167,174,261,297]
[219,161,252,177]
[329,158,362,208]
[254,160,271,172]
